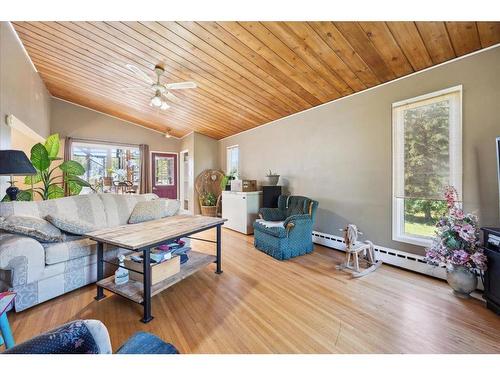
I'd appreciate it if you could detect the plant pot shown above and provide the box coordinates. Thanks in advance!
[200,205,217,217]
[446,264,478,299]
[266,175,280,186]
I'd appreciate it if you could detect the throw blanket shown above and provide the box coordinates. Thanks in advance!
[255,219,285,228]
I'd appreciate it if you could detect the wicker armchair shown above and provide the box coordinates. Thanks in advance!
[253,195,319,260]
[195,169,224,217]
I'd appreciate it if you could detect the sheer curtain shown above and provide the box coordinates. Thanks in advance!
[139,144,151,194]
[63,137,73,162]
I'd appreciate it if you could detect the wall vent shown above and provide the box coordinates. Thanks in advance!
[312,230,484,290]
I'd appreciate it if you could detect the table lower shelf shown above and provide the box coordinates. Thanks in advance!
[96,251,216,304]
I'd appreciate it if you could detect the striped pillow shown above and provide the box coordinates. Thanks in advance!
[45,214,99,235]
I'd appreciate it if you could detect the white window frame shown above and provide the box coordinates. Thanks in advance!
[392,85,462,247]
[226,145,239,176]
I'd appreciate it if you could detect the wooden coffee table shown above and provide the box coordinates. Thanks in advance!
[87,215,226,323]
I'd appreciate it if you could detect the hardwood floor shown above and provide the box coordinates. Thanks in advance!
[7,228,500,353]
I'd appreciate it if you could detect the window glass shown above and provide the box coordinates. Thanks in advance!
[71,142,141,194]
[155,156,175,186]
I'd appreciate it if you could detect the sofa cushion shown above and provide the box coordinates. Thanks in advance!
[43,237,97,265]
[128,199,180,224]
[0,194,107,227]
[46,214,98,235]
[284,196,311,217]
[116,332,179,354]
[163,199,181,217]
[0,215,65,243]
[98,193,158,227]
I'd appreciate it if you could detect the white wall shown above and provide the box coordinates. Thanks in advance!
[180,132,220,214]
[0,22,51,194]
[50,98,181,152]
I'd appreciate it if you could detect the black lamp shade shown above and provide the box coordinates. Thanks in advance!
[0,150,36,176]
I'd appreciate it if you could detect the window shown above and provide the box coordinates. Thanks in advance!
[392,86,462,246]
[226,145,239,176]
[155,156,175,186]
[72,141,141,194]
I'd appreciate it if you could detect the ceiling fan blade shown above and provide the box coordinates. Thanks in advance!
[163,92,181,103]
[165,81,197,90]
[126,64,154,84]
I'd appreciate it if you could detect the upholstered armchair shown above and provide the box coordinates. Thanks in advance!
[253,195,318,260]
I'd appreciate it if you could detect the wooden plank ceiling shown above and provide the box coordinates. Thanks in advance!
[13,22,500,139]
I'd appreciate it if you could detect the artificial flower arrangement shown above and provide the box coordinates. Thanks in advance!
[425,186,487,272]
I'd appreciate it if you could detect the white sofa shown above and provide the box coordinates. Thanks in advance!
[0,193,177,311]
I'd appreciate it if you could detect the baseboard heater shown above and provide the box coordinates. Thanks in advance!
[312,230,484,290]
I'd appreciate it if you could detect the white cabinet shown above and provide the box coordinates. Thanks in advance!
[222,191,262,234]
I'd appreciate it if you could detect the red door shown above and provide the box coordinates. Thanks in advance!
[151,152,178,199]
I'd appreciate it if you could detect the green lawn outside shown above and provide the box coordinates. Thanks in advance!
[405,221,436,237]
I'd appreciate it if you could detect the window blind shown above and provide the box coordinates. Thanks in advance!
[393,90,462,201]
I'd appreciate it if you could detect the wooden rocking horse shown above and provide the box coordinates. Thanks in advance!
[336,224,382,278]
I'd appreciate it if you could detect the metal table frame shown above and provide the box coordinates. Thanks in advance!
[95,222,223,323]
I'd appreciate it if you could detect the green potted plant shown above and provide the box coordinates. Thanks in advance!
[200,191,218,217]
[23,133,90,200]
[220,169,237,191]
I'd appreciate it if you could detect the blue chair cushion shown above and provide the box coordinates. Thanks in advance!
[116,332,179,354]
[4,320,100,354]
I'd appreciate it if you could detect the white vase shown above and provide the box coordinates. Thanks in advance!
[446,264,477,299]
[266,175,280,186]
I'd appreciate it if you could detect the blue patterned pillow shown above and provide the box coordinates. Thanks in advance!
[4,320,100,354]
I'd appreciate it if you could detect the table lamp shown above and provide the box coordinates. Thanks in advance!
[0,150,36,201]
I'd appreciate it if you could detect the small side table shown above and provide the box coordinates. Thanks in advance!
[262,185,282,208]
[0,291,16,349]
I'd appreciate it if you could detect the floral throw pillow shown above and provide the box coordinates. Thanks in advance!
[128,199,180,224]
[128,200,164,224]
[0,215,65,242]
[4,320,100,354]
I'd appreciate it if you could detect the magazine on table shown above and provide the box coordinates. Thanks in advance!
[128,239,191,264]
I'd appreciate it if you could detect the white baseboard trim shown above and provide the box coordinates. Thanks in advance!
[312,230,485,290]
[312,231,485,292]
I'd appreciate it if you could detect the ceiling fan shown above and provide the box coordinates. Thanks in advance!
[122,64,197,110]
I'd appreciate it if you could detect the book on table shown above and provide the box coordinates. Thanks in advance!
[122,241,191,285]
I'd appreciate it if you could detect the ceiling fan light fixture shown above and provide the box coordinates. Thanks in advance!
[164,130,172,138]
[150,95,162,107]
[124,63,197,110]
